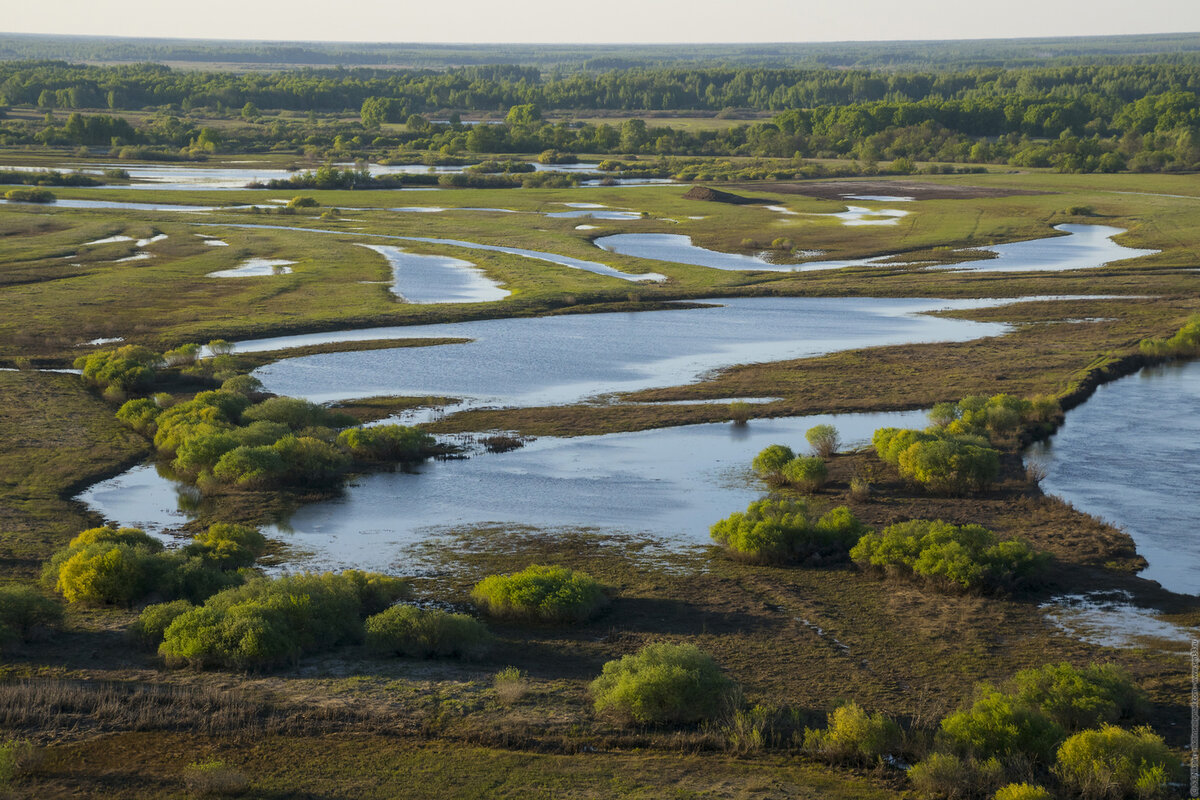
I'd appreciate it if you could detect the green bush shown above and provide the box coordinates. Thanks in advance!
[336,424,434,461]
[43,525,257,607]
[993,784,1054,800]
[938,687,1064,763]
[159,571,410,670]
[896,435,1000,494]
[1011,662,1145,730]
[116,397,161,434]
[471,564,607,623]
[1139,314,1200,358]
[805,424,840,457]
[364,604,491,658]
[751,444,794,478]
[0,585,62,642]
[0,739,42,786]
[162,342,201,367]
[242,397,356,431]
[908,753,1004,800]
[211,444,287,488]
[802,701,901,764]
[850,519,1047,593]
[710,498,865,564]
[590,642,734,725]
[780,456,828,491]
[1053,725,1178,800]
[130,599,194,648]
[74,345,163,393]
[220,374,264,395]
[183,523,267,569]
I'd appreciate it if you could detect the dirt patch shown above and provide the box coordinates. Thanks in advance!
[726,179,1053,201]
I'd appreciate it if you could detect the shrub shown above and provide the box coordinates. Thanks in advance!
[74,345,163,393]
[805,424,840,457]
[727,401,752,425]
[219,374,263,395]
[710,498,865,564]
[162,343,201,367]
[780,456,828,491]
[183,523,267,569]
[471,565,607,623]
[116,397,161,434]
[160,571,409,670]
[993,784,1054,800]
[4,187,55,203]
[0,585,62,642]
[51,542,166,606]
[1139,315,1200,359]
[287,195,319,208]
[896,435,1000,494]
[364,604,491,659]
[130,600,194,648]
[751,444,794,478]
[1011,662,1145,730]
[242,397,356,430]
[336,424,434,461]
[908,753,1004,800]
[211,444,286,488]
[802,701,901,764]
[938,687,1064,763]
[1053,725,1178,800]
[493,666,527,704]
[851,519,1047,593]
[69,526,163,551]
[590,642,734,725]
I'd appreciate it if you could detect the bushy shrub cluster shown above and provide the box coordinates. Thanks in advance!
[158,570,409,669]
[873,427,1000,494]
[471,565,607,623]
[909,663,1168,799]
[850,519,1047,593]
[804,424,841,457]
[590,642,734,725]
[42,524,262,607]
[802,701,902,765]
[0,585,63,645]
[75,345,163,395]
[364,604,491,659]
[710,498,866,564]
[121,387,432,492]
[751,443,829,491]
[4,187,55,203]
[1140,314,1200,358]
[930,393,1058,439]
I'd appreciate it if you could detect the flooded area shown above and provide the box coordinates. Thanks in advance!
[1042,591,1194,653]
[207,258,295,278]
[359,244,510,303]
[598,224,1157,273]
[1026,360,1200,595]
[78,409,928,572]
[235,296,1063,406]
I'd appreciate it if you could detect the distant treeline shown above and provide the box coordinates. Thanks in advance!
[5,60,1200,115]
[3,32,1200,70]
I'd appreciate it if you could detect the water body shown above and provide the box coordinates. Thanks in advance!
[207,223,666,284]
[234,296,1047,406]
[78,409,928,572]
[359,244,510,304]
[597,225,1156,274]
[207,258,295,278]
[843,195,916,202]
[1026,360,1200,595]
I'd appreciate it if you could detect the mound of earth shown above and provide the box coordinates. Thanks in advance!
[682,185,767,204]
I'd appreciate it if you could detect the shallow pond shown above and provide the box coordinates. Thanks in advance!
[359,244,510,304]
[237,296,1045,406]
[597,224,1157,273]
[78,409,928,572]
[207,258,295,278]
[1026,360,1200,596]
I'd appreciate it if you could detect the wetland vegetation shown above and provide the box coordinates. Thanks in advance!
[0,32,1197,800]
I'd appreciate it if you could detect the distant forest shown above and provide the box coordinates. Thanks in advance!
[2,33,1200,174]
[2,31,1200,70]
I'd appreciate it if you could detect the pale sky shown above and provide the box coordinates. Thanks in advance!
[4,0,1200,44]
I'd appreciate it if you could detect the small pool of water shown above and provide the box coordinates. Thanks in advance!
[359,244,510,304]
[1042,592,1194,653]
[595,233,846,272]
[207,258,295,278]
[78,409,928,572]
[1026,360,1200,595]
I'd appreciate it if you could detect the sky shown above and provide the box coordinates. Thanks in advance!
[4,0,1200,44]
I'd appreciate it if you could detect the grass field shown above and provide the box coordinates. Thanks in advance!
[0,154,1196,797]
